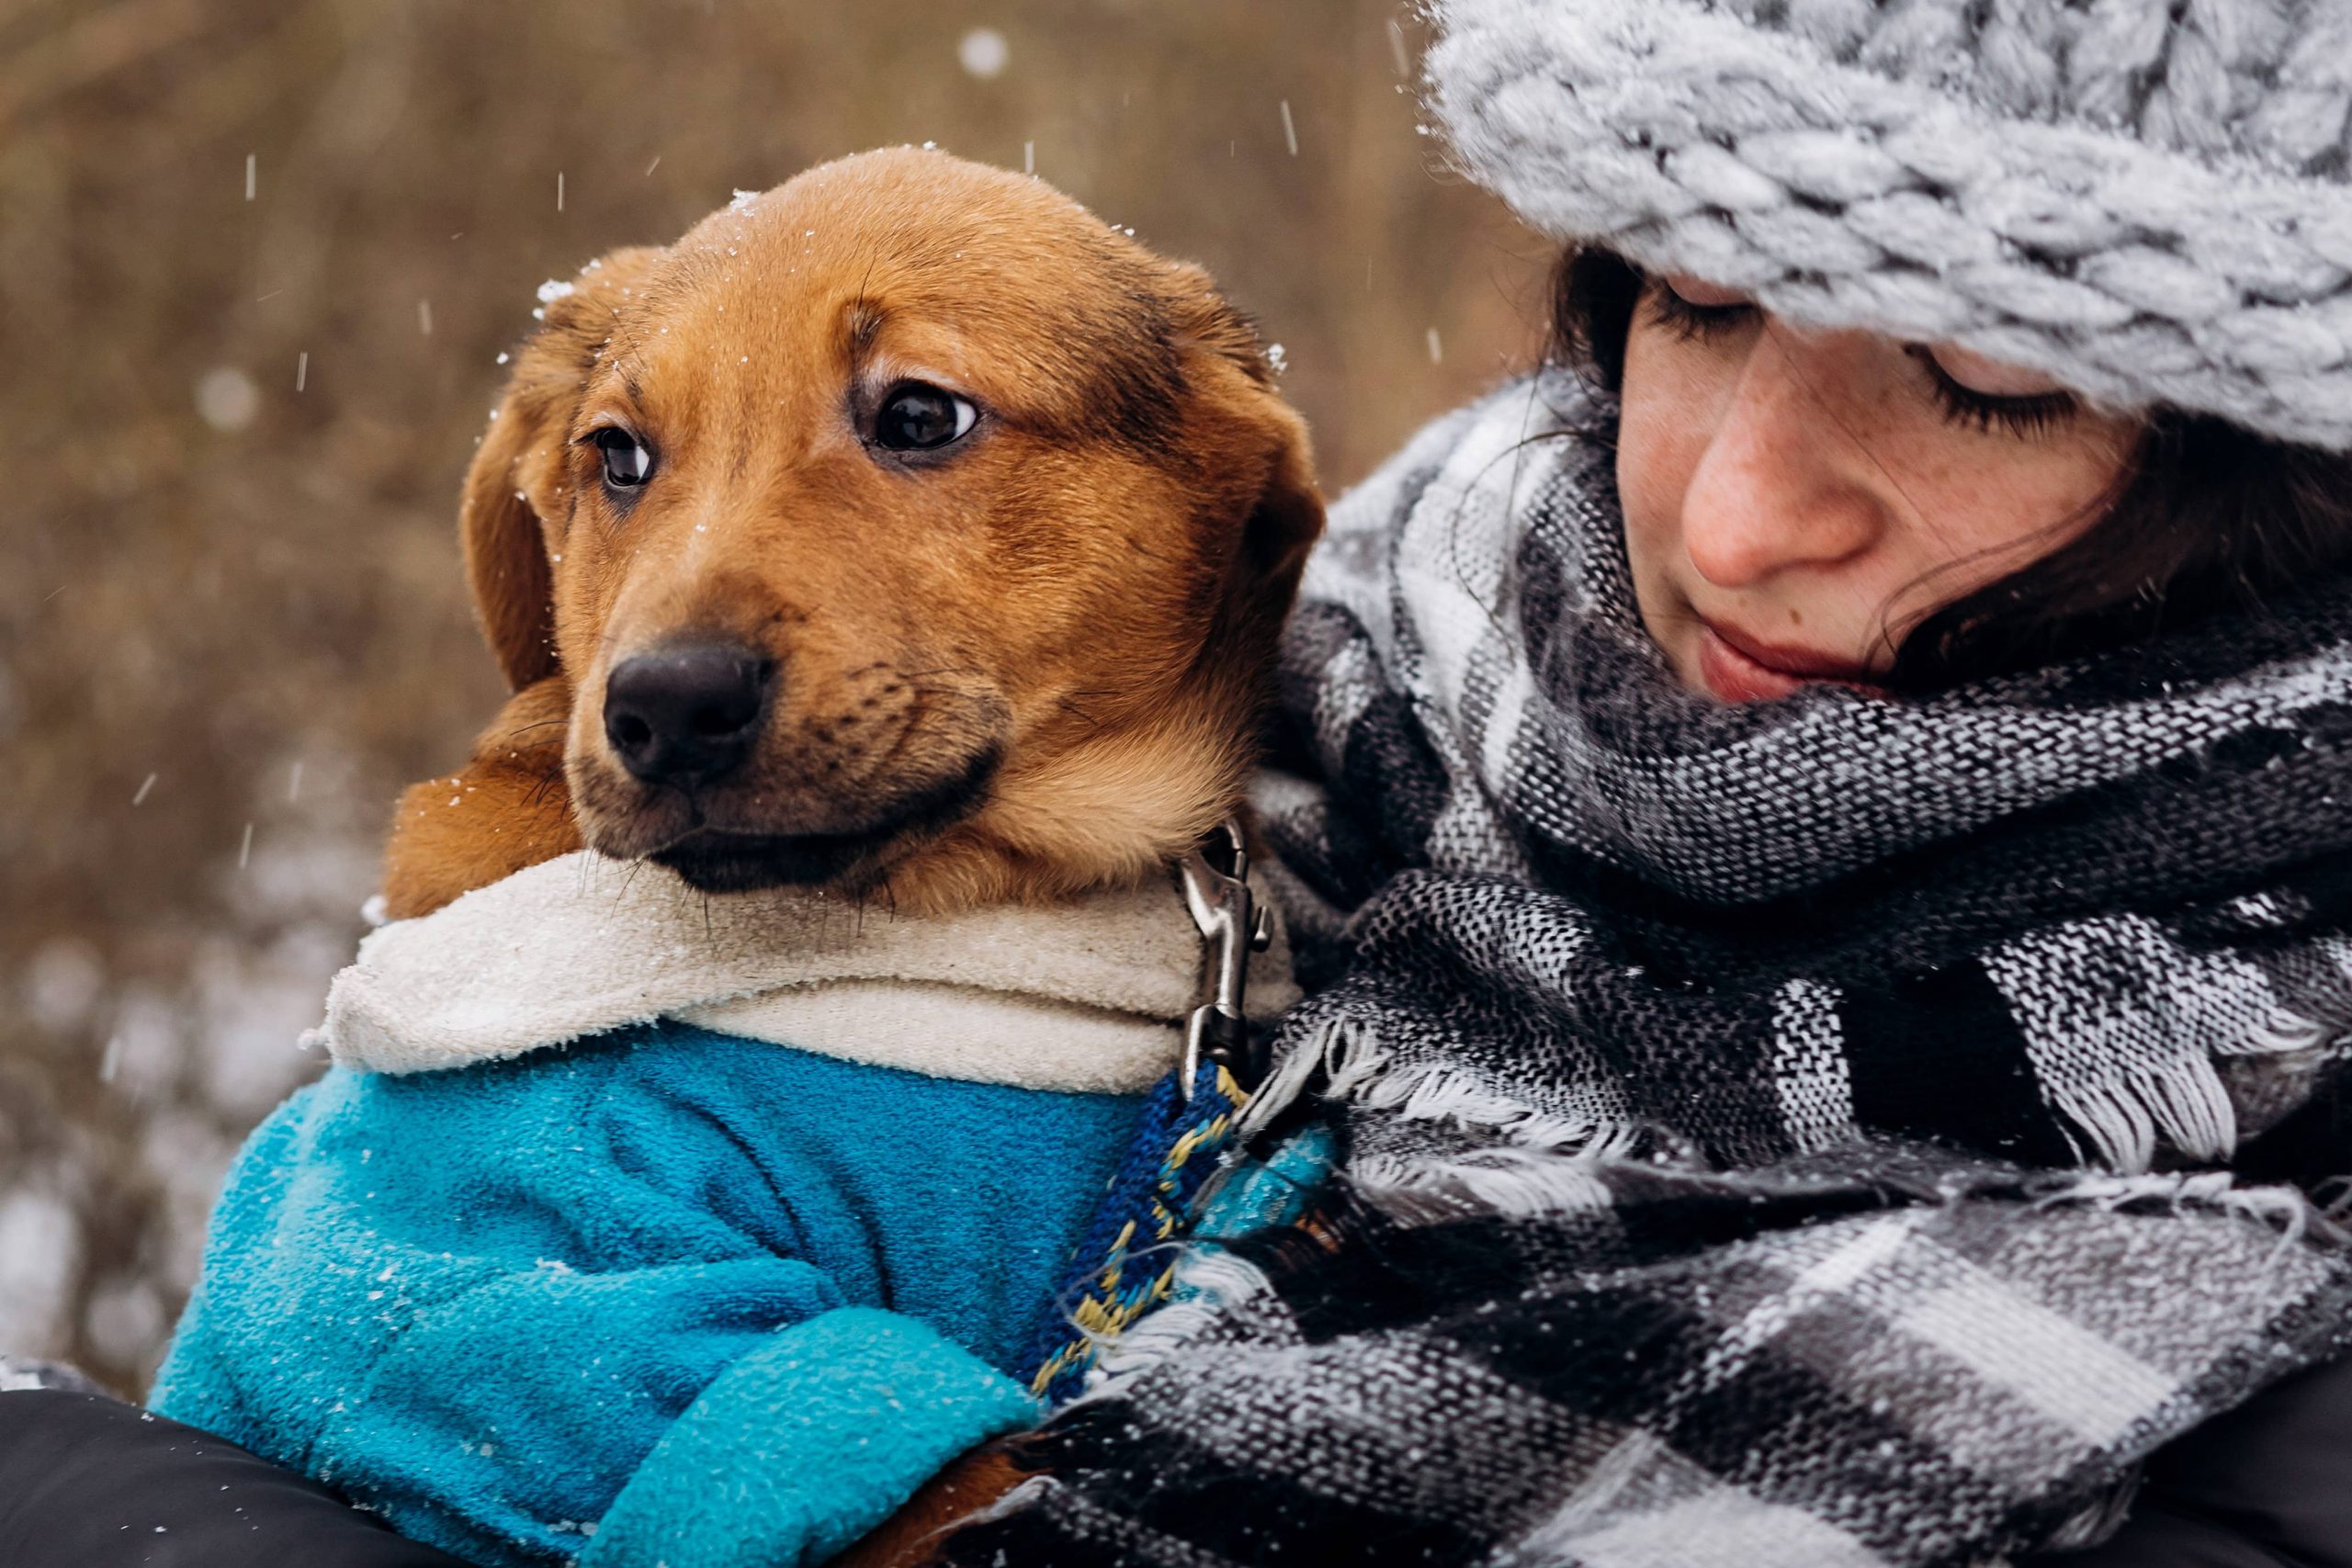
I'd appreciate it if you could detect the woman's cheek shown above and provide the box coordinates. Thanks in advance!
[1902,423,2139,589]
[1614,383,1708,670]
[1615,321,1735,570]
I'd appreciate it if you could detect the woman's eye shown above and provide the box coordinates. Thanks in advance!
[1923,342,2068,400]
[1905,346,2080,440]
[1661,273,1750,310]
[1646,276,1757,341]
[594,428,654,488]
[872,383,978,453]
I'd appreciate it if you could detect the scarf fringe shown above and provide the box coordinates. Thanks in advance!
[957,1473,1062,1533]
[2032,1169,2334,1269]
[2046,1004,2344,1174]
[1075,1247,1277,1400]
[1234,1012,1399,1141]
[2246,1005,2341,1055]
[1244,1014,1639,1158]
[1259,1003,2347,1190]
[1255,1016,2347,1244]
[1351,1145,1617,1224]
[2046,1058,2238,1174]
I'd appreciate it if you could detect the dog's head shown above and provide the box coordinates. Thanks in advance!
[459,147,1320,909]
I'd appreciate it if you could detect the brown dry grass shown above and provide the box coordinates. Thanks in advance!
[0,0,1550,1391]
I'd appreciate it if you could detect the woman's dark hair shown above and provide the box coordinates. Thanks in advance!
[1551,247,2352,690]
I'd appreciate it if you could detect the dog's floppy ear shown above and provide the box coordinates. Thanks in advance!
[1164,267,1326,623]
[460,245,666,690]
[1232,391,1324,602]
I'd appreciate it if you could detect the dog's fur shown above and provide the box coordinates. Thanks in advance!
[382,147,1322,919]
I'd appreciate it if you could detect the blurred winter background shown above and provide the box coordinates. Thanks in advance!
[0,0,1547,1393]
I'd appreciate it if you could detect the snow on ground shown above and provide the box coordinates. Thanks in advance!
[2,761,381,1380]
[0,1189,81,1356]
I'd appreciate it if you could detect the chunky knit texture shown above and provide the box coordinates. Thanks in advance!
[941,375,2352,1567]
[1428,0,2352,450]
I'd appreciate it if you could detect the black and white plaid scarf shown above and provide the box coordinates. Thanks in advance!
[947,374,2352,1567]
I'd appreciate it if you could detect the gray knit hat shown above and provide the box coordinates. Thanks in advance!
[1426,0,2352,450]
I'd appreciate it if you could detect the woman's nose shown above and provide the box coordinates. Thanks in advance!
[1677,325,1888,590]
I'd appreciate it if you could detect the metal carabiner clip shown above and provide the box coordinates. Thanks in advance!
[1177,818,1274,1101]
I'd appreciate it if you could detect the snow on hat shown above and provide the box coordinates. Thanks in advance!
[1425,0,2352,450]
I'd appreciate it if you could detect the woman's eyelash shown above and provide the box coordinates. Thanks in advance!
[1646,282,2081,441]
[1906,347,2079,440]
[1645,283,1753,342]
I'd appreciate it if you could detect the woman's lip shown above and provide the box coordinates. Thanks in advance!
[1704,620,1874,679]
[1695,621,1883,703]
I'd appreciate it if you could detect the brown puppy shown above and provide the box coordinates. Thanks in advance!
[382,147,1320,919]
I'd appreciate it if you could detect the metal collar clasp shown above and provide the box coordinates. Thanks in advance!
[1178,818,1273,1101]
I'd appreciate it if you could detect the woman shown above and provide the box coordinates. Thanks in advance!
[7,1,2352,1563]
[928,1,2352,1563]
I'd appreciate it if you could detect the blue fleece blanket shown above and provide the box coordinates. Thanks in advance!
[151,1021,1148,1567]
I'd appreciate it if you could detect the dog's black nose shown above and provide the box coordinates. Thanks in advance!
[603,644,773,784]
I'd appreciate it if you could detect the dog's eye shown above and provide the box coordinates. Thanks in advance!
[594,427,654,489]
[873,383,977,453]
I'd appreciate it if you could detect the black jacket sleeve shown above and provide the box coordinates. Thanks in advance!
[2030,1352,2352,1568]
[6,1355,2347,1568]
[0,1391,473,1568]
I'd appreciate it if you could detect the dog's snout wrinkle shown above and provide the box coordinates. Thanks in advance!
[603,643,775,786]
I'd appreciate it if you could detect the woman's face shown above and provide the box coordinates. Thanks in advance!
[1616,273,2144,701]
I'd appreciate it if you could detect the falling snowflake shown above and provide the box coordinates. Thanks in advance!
[958,28,1009,79]
[195,367,260,433]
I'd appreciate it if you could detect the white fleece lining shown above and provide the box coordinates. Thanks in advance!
[677,982,1183,1094]
[317,852,1301,1093]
